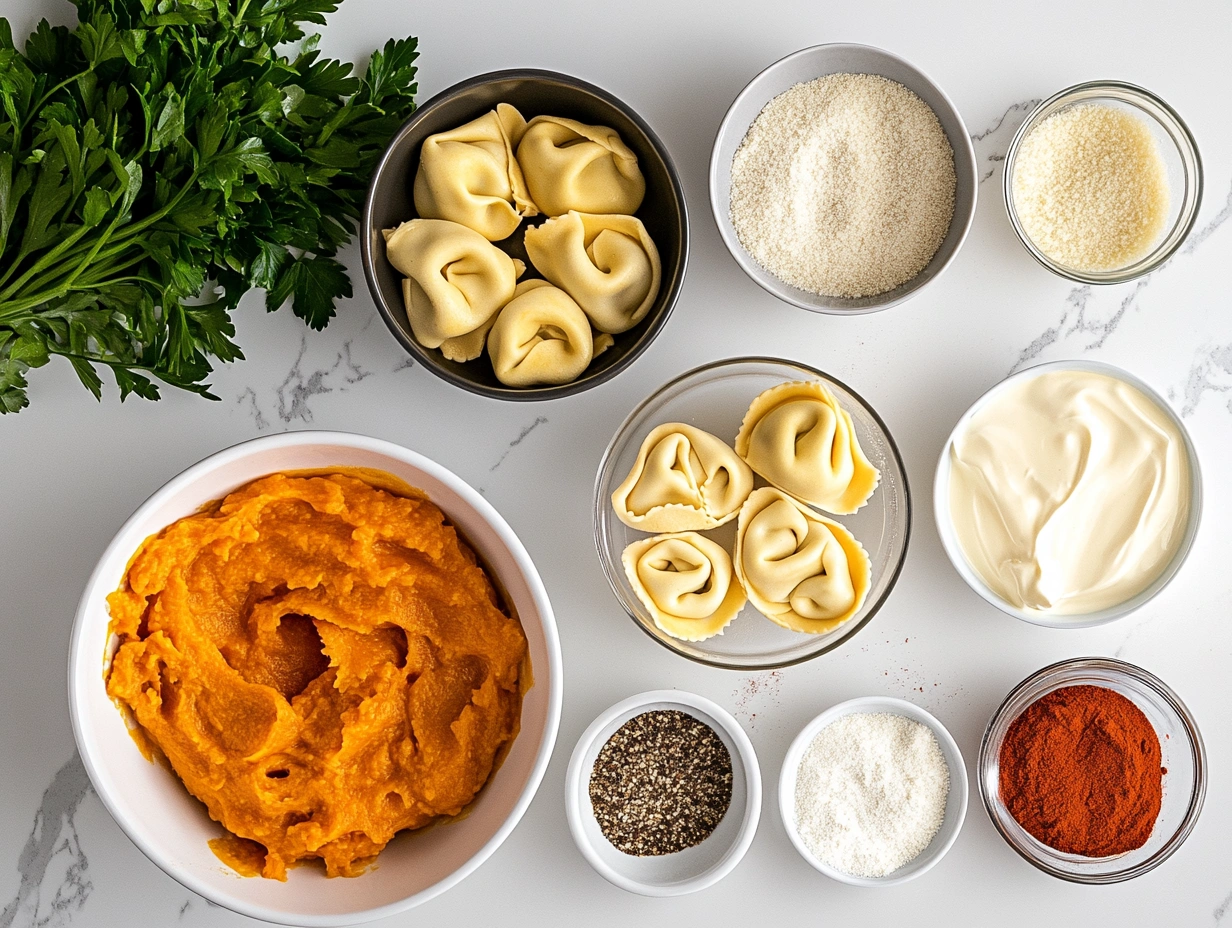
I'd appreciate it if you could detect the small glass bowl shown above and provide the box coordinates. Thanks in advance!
[978,657,1206,883]
[1003,80,1203,284]
[593,357,911,670]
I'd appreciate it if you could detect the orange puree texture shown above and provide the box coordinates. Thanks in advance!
[105,473,527,880]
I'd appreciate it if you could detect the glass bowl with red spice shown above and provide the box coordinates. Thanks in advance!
[978,657,1206,883]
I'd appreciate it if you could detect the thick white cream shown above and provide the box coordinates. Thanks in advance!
[948,369,1190,615]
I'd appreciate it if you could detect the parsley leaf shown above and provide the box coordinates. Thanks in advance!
[0,0,418,413]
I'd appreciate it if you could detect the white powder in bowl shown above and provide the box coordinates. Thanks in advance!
[729,73,956,299]
[793,711,949,878]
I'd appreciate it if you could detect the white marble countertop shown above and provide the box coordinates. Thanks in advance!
[3,0,1231,925]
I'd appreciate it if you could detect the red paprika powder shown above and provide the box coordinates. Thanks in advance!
[998,684,1162,857]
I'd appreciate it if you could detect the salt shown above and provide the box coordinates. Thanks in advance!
[794,712,949,878]
[729,73,956,299]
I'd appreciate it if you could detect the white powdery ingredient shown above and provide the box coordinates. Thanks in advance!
[794,712,949,878]
[729,73,956,299]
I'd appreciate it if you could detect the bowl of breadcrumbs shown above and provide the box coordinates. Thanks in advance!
[709,44,977,314]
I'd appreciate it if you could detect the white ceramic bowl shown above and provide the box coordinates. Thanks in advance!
[564,690,761,895]
[779,696,968,886]
[68,431,563,927]
[709,43,977,314]
[934,359,1203,628]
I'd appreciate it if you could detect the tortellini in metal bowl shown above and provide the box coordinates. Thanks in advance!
[517,115,646,217]
[524,211,661,334]
[487,280,595,387]
[622,532,746,641]
[385,104,661,387]
[612,423,754,532]
[413,104,538,241]
[735,381,880,514]
[383,219,524,361]
[735,488,872,635]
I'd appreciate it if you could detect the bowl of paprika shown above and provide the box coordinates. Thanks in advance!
[978,657,1206,883]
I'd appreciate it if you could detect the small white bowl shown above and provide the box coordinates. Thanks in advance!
[779,696,968,886]
[68,431,563,927]
[934,359,1203,628]
[564,690,761,896]
[709,43,977,314]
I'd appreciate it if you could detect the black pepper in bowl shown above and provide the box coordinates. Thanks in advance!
[588,709,733,856]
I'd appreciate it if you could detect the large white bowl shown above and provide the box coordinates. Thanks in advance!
[934,359,1203,628]
[68,431,563,926]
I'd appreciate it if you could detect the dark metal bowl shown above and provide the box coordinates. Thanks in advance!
[362,69,689,401]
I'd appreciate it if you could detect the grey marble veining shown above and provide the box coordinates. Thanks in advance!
[1,756,92,928]
[489,417,550,473]
[1008,176,1232,380]
[969,98,1040,184]
[1176,342,1232,416]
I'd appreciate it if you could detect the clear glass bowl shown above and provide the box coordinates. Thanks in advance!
[1003,80,1203,284]
[978,657,1206,883]
[593,357,911,670]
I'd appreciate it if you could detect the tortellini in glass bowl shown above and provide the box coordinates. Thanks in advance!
[597,358,910,666]
[735,381,880,514]
[622,532,746,642]
[611,423,753,532]
[383,102,663,389]
[734,488,872,634]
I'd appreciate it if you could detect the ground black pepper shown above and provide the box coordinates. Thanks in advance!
[588,709,733,856]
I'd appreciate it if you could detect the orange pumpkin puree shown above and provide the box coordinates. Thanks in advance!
[105,472,527,880]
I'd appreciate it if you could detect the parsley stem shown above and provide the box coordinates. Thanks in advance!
[0,224,93,302]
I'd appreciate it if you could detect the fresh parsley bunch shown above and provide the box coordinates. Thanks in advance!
[0,0,417,413]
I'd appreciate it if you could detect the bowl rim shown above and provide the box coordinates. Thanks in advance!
[592,355,913,670]
[66,429,564,927]
[933,358,1203,628]
[360,67,690,401]
[778,695,969,886]
[563,688,762,896]
[976,656,1207,883]
[707,41,978,315]
[1002,79,1204,285]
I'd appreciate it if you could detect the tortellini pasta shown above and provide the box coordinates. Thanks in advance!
[516,115,646,216]
[413,104,538,241]
[383,219,524,356]
[734,488,872,634]
[734,381,880,514]
[487,280,594,387]
[612,423,754,532]
[622,533,746,641]
[524,211,661,334]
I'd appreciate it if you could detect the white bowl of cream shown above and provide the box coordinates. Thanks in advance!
[934,361,1201,627]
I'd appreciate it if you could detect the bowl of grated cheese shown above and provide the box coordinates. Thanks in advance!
[709,44,977,314]
[1003,80,1202,284]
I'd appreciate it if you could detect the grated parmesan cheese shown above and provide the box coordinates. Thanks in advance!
[1011,103,1170,272]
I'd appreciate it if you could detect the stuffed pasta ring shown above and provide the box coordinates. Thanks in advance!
[524,211,661,335]
[622,533,746,641]
[735,487,872,634]
[735,380,880,514]
[611,423,754,532]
